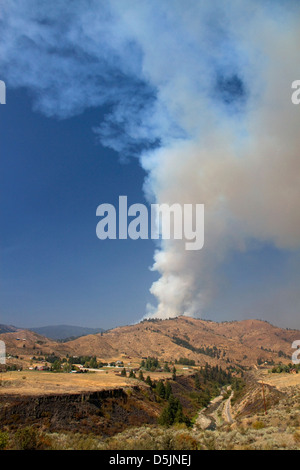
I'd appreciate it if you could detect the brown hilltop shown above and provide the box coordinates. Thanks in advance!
[1,317,298,368]
[64,316,300,367]
[0,329,70,357]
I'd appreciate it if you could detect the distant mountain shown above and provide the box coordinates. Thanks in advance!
[0,324,19,334]
[28,325,105,341]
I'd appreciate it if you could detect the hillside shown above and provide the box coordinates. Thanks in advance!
[0,329,70,359]
[65,317,299,367]
[1,317,298,369]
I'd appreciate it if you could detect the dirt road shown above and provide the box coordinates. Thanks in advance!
[223,392,234,423]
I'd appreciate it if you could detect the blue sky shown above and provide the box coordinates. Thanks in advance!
[0,89,157,328]
[0,1,299,329]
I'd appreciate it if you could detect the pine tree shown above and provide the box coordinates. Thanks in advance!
[156,380,166,399]
[158,406,173,426]
[165,381,172,399]
[174,403,185,424]
[145,375,153,387]
[138,370,144,381]
[195,374,201,389]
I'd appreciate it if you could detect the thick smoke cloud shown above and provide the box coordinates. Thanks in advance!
[1,1,299,323]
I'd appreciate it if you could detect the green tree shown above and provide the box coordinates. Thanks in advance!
[145,375,153,387]
[143,357,160,371]
[165,381,172,400]
[195,374,200,389]
[158,406,173,426]
[89,356,98,369]
[138,370,145,381]
[158,395,189,427]
[156,380,166,399]
[63,362,72,373]
[51,360,62,372]
[174,403,185,424]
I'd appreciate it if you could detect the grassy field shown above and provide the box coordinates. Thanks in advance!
[257,369,300,390]
[0,366,194,396]
[0,370,134,395]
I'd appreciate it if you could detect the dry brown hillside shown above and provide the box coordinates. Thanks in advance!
[0,329,70,358]
[1,317,298,368]
[64,316,299,367]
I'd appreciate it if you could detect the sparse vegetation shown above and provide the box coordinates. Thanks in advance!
[270,363,300,374]
[175,357,196,366]
[0,431,9,450]
[13,426,51,450]
[1,317,300,450]
[171,336,222,359]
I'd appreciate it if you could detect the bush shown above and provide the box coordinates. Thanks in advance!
[13,426,50,450]
[252,421,265,430]
[174,433,199,450]
[0,431,9,450]
[293,431,300,444]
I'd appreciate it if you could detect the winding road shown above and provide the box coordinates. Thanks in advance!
[193,387,235,431]
[223,391,234,423]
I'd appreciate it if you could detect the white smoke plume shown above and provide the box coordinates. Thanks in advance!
[1,1,300,321]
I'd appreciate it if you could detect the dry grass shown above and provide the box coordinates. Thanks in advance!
[2,366,300,449]
[0,370,134,395]
[0,367,195,396]
[258,370,300,390]
[28,417,300,450]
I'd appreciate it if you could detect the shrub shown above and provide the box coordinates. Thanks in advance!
[0,431,9,450]
[252,421,265,430]
[14,426,50,450]
[174,433,199,450]
[293,431,300,444]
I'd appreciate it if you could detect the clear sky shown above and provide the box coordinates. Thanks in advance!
[0,1,299,330]
[0,90,158,329]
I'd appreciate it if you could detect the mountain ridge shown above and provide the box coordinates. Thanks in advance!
[1,317,299,369]
[27,324,105,341]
